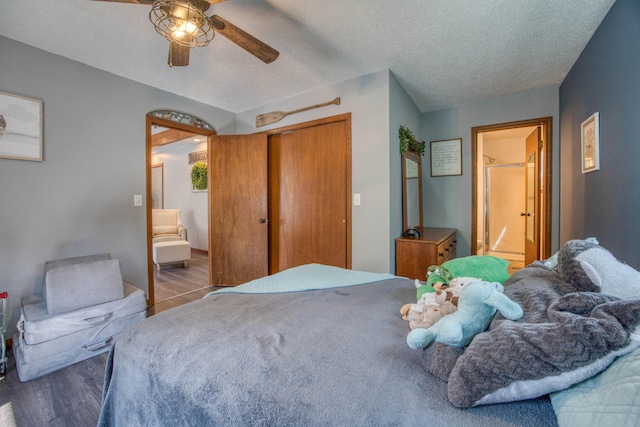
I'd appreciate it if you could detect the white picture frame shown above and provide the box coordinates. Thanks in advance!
[0,91,43,161]
[581,112,600,174]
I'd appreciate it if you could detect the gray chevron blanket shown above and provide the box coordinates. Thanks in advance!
[422,261,640,408]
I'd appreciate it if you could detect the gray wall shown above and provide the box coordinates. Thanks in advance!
[389,73,422,272]
[421,87,561,257]
[0,36,236,337]
[559,0,640,269]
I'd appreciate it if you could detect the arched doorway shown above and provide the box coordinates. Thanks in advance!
[145,111,216,309]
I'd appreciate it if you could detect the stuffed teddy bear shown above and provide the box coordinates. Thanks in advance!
[416,255,511,301]
[434,276,477,305]
[413,279,448,305]
[407,280,523,350]
[401,280,450,326]
[401,300,458,330]
[401,276,477,330]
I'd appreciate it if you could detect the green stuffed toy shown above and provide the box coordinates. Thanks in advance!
[416,255,511,301]
[407,280,523,350]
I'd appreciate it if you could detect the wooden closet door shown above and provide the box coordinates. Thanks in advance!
[270,119,350,271]
[210,134,268,286]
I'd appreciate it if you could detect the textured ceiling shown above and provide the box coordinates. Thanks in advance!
[0,0,615,113]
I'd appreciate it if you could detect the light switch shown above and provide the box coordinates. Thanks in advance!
[134,195,142,207]
[353,193,361,206]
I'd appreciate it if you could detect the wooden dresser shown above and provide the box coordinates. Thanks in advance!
[395,227,457,280]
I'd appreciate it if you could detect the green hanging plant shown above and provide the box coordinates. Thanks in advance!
[399,125,426,155]
[191,161,208,190]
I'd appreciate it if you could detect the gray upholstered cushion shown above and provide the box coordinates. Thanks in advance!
[44,257,125,314]
[43,253,112,303]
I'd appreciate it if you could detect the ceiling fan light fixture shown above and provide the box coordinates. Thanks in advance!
[149,0,214,48]
[171,19,198,39]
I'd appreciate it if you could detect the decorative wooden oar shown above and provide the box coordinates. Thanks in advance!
[256,97,341,128]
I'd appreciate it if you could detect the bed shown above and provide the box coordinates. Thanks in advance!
[97,240,640,427]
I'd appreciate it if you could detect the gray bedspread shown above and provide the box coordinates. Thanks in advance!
[98,277,557,426]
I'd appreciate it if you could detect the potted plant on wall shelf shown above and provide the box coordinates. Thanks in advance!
[399,125,426,155]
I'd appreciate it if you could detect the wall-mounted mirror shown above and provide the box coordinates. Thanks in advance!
[402,150,423,232]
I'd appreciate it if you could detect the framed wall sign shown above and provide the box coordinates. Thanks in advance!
[0,91,43,161]
[581,112,600,173]
[430,138,462,177]
[188,150,207,165]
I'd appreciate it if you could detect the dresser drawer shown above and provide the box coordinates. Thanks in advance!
[436,235,456,263]
[436,241,447,264]
[395,228,457,280]
[445,235,457,261]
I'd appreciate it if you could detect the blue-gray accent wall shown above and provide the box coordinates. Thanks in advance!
[560,0,640,268]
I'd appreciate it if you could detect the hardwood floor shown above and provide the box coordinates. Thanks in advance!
[0,349,107,427]
[507,259,525,275]
[148,249,216,316]
[0,249,223,427]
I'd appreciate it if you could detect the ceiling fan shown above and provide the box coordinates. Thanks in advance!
[95,0,279,67]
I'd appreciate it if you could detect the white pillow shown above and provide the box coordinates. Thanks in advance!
[576,247,640,299]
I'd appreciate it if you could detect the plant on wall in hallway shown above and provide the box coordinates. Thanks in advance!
[191,161,207,191]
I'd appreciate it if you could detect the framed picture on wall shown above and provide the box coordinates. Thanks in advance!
[581,112,600,174]
[191,161,208,192]
[190,150,208,192]
[0,91,43,161]
[430,138,462,177]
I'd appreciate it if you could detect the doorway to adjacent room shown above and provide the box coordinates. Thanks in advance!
[145,113,217,311]
[471,117,552,270]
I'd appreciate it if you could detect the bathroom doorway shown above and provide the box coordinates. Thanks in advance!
[471,117,552,269]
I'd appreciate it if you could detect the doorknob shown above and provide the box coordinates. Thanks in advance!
[520,212,531,217]
[259,218,269,224]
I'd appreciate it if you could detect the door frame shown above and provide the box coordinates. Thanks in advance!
[145,113,217,306]
[470,117,552,260]
[524,127,541,265]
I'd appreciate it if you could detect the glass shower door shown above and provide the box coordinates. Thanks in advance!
[484,164,525,257]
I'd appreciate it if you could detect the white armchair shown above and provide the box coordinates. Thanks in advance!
[152,209,188,244]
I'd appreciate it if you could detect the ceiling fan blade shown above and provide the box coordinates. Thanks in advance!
[210,15,279,64]
[93,0,226,4]
[91,0,154,4]
[168,41,190,67]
